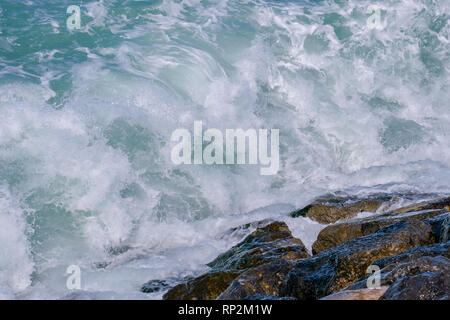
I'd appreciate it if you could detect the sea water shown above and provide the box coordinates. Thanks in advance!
[0,0,449,299]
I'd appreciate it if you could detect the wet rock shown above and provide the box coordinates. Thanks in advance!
[320,287,388,300]
[440,217,449,242]
[161,200,448,301]
[380,262,449,300]
[217,260,292,300]
[281,220,435,300]
[208,221,310,271]
[347,246,450,300]
[425,212,450,242]
[141,280,171,293]
[290,195,390,224]
[163,221,309,300]
[346,242,450,296]
[312,209,446,254]
[393,197,450,214]
[220,219,274,240]
[373,241,450,268]
[163,271,241,300]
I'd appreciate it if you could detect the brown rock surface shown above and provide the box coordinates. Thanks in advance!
[162,271,241,300]
[345,241,450,300]
[163,221,309,300]
[393,197,450,214]
[290,195,390,224]
[320,287,388,300]
[217,260,293,300]
[312,209,447,254]
[281,220,435,299]
[155,196,450,300]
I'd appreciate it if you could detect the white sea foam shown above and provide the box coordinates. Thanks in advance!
[0,187,34,294]
[0,0,449,299]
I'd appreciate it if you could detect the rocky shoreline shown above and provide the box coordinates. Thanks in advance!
[143,194,450,300]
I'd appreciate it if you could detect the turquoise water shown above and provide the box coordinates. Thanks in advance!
[0,0,449,299]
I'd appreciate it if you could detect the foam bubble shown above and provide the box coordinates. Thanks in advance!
[0,187,34,294]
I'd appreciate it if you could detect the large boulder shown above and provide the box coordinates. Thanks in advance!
[289,195,391,224]
[380,261,449,300]
[425,212,450,243]
[440,216,449,242]
[208,221,309,271]
[393,197,450,214]
[312,209,447,254]
[141,279,171,293]
[281,220,435,299]
[162,271,241,300]
[345,242,450,300]
[163,221,309,300]
[217,260,293,300]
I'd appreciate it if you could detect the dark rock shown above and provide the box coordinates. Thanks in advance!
[380,262,449,300]
[376,241,450,267]
[217,260,293,300]
[393,197,450,214]
[341,241,450,299]
[290,195,390,224]
[220,219,274,240]
[281,220,435,299]
[163,221,309,300]
[440,217,449,242]
[161,198,449,301]
[208,221,310,271]
[163,271,241,300]
[381,254,449,287]
[312,209,446,254]
[425,212,450,243]
[141,279,171,293]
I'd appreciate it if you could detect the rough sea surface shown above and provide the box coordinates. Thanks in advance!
[0,0,449,299]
